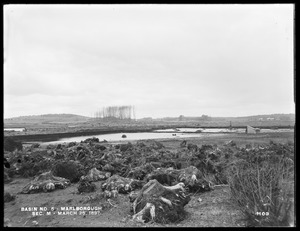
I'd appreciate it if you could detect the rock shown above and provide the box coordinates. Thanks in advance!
[131,179,190,224]
[4,192,16,202]
[21,171,70,194]
[122,134,127,138]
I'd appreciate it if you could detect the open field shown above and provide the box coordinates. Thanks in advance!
[4,131,294,227]
[4,113,295,139]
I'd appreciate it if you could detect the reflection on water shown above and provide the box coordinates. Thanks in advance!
[155,127,294,133]
[41,132,223,146]
[4,128,26,132]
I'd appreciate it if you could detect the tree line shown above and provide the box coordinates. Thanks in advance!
[93,105,136,120]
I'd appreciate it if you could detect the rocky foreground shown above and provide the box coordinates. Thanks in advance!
[4,137,294,227]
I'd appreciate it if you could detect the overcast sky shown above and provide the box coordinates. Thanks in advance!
[4,4,294,119]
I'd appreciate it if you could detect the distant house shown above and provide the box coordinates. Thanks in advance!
[258,118,264,121]
[267,117,275,120]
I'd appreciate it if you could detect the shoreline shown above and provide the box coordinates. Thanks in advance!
[4,125,294,143]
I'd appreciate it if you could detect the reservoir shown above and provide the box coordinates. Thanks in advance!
[40,127,294,146]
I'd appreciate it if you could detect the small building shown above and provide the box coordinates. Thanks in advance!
[246,125,257,134]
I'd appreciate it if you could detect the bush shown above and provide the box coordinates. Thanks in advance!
[4,137,22,152]
[228,148,294,227]
[52,161,83,183]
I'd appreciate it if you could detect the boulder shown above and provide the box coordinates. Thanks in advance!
[21,171,70,194]
[131,179,190,223]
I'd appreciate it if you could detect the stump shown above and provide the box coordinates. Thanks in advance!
[131,179,190,224]
[102,174,144,194]
[146,166,212,192]
[82,167,111,182]
[21,171,70,194]
[78,178,96,193]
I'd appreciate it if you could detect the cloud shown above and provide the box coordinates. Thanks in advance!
[3,4,294,118]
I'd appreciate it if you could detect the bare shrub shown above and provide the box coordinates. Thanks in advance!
[228,151,294,227]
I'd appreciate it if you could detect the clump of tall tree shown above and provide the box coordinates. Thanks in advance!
[94,105,136,120]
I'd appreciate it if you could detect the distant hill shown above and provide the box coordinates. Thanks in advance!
[4,114,91,124]
[4,113,295,127]
[147,113,295,122]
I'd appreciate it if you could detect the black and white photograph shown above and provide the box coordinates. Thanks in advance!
[3,4,295,227]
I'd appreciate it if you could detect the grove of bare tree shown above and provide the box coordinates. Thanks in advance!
[94,105,136,120]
